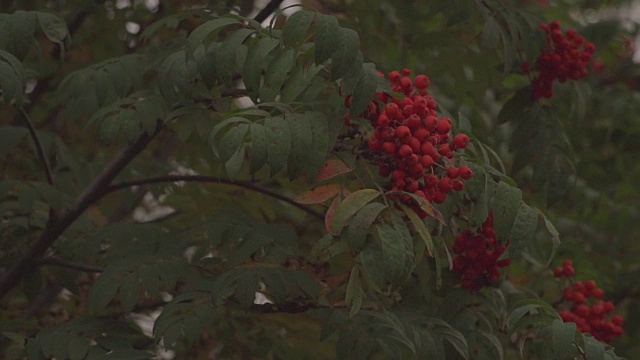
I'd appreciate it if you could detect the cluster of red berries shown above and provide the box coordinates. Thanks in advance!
[452,213,511,292]
[554,259,623,344]
[522,21,595,99]
[345,68,472,218]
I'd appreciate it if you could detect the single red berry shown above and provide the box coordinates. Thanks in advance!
[553,266,564,278]
[389,71,401,82]
[391,169,405,181]
[436,117,452,134]
[563,264,575,277]
[424,174,438,187]
[377,114,391,127]
[414,74,431,90]
[399,144,413,157]
[459,165,473,179]
[368,137,382,151]
[452,179,464,191]
[453,134,470,149]
[382,142,397,155]
[421,155,434,168]
[395,125,411,139]
[611,315,624,326]
[446,167,459,179]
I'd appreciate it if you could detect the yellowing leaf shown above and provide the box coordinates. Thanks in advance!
[315,158,352,182]
[295,183,342,204]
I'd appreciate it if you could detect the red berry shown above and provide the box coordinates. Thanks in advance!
[421,155,434,168]
[399,144,413,157]
[452,179,464,191]
[453,134,470,149]
[389,71,401,82]
[395,125,411,139]
[414,74,431,89]
[458,165,473,179]
[436,117,451,134]
[446,167,459,178]
[382,142,397,155]
[553,266,564,278]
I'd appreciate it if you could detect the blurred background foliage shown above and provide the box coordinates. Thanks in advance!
[2,0,640,358]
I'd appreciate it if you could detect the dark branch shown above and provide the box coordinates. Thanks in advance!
[107,175,325,220]
[37,256,104,273]
[253,0,284,23]
[0,129,159,302]
[20,106,54,186]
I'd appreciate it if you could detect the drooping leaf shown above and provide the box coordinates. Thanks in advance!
[330,28,360,80]
[314,14,340,65]
[349,63,378,117]
[282,10,314,47]
[186,17,241,58]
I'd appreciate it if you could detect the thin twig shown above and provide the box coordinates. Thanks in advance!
[37,256,104,273]
[107,175,325,220]
[19,107,54,186]
[0,129,159,302]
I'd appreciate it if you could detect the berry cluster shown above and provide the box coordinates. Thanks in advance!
[554,259,624,344]
[452,213,511,292]
[522,21,596,99]
[346,68,471,218]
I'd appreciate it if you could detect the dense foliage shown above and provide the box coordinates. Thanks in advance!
[1,0,639,359]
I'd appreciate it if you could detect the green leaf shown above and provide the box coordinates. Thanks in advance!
[225,145,246,178]
[281,63,322,103]
[309,234,348,262]
[330,27,360,80]
[119,273,140,313]
[0,11,36,61]
[260,48,295,102]
[397,203,434,257]
[265,116,291,175]
[186,17,241,58]
[31,182,72,210]
[305,111,331,176]
[332,189,380,236]
[36,12,69,45]
[359,224,409,290]
[218,123,249,162]
[0,126,28,156]
[209,117,251,157]
[0,60,23,105]
[552,319,576,360]
[345,266,363,317]
[282,11,315,47]
[498,86,533,124]
[243,36,280,95]
[68,334,90,360]
[509,203,538,259]
[249,123,268,173]
[349,63,378,117]
[489,181,522,243]
[582,334,605,360]
[481,17,500,49]
[287,113,313,176]
[345,202,387,249]
[314,14,340,65]
[340,51,364,96]
[93,349,153,359]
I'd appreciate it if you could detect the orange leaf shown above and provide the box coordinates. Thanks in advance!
[294,183,342,204]
[315,159,352,182]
